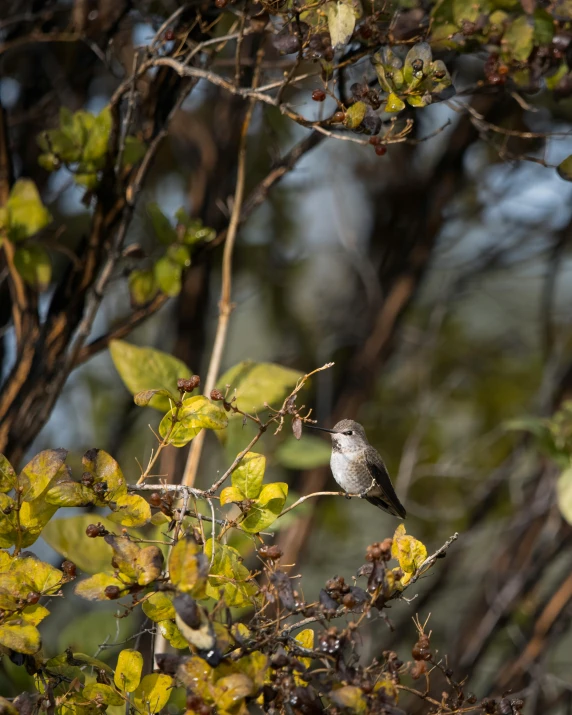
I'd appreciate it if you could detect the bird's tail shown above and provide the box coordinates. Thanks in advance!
[366,495,406,519]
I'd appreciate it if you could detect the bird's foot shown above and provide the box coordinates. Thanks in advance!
[344,494,352,500]
[358,489,371,499]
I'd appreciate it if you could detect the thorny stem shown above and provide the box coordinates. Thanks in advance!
[181,49,264,490]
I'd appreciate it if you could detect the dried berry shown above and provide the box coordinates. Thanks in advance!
[369,136,381,146]
[412,633,431,661]
[259,544,283,561]
[178,375,200,392]
[26,592,40,604]
[375,145,387,157]
[104,585,121,600]
[62,561,76,578]
[164,29,175,41]
[210,388,224,401]
[93,481,107,496]
[312,89,326,102]
[86,523,100,538]
[332,111,346,123]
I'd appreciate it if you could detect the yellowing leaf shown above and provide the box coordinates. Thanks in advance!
[292,629,313,682]
[384,92,406,113]
[5,179,52,242]
[109,340,190,412]
[220,486,245,506]
[391,524,427,584]
[142,592,175,622]
[115,648,143,693]
[19,448,68,502]
[241,483,288,534]
[20,604,50,626]
[0,623,41,654]
[131,674,173,714]
[45,480,95,507]
[330,685,367,713]
[0,455,16,493]
[345,101,367,129]
[205,540,257,608]
[82,448,127,500]
[83,683,123,706]
[169,536,209,593]
[42,514,115,574]
[158,619,188,649]
[74,573,126,601]
[160,396,228,447]
[326,0,356,48]
[217,361,302,415]
[214,673,254,711]
[232,452,266,499]
[108,494,151,527]
[9,555,63,595]
[502,15,534,62]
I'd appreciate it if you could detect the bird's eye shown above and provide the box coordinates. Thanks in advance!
[345,430,353,436]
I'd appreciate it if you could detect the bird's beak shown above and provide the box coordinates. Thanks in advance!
[305,424,337,434]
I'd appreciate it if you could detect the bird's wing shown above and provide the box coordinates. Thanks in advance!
[364,451,406,519]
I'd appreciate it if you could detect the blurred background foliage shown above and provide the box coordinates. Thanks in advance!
[3,0,572,711]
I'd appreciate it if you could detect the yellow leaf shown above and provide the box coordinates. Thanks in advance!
[131,674,173,714]
[108,494,151,528]
[0,623,41,654]
[220,486,245,506]
[169,536,209,593]
[391,524,427,585]
[142,592,175,622]
[114,648,143,693]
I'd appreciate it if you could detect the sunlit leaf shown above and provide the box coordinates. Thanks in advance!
[217,361,302,415]
[20,604,50,626]
[214,673,254,711]
[241,483,288,533]
[345,101,367,129]
[109,340,190,412]
[82,448,127,500]
[4,179,52,242]
[384,92,406,113]
[232,452,266,499]
[158,619,188,649]
[220,486,246,506]
[108,494,151,528]
[74,573,127,601]
[0,455,16,493]
[131,674,173,714]
[142,591,176,622]
[159,395,228,447]
[19,448,67,502]
[115,648,143,693]
[205,540,257,607]
[82,683,123,706]
[276,435,331,470]
[169,536,209,594]
[0,623,41,654]
[326,0,356,48]
[391,524,427,584]
[45,480,95,507]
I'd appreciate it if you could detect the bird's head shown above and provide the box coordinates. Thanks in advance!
[306,419,368,452]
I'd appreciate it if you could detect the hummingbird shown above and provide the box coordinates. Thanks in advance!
[306,419,406,519]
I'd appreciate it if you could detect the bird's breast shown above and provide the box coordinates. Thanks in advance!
[331,450,368,492]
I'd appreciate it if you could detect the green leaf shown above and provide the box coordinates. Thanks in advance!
[83,683,123,706]
[0,455,16,493]
[557,155,572,182]
[131,674,173,714]
[167,243,191,267]
[134,388,173,407]
[5,179,52,242]
[241,483,288,533]
[453,0,489,24]
[159,395,228,447]
[217,361,302,414]
[404,42,432,86]
[557,466,572,525]
[502,15,534,62]
[276,435,331,470]
[158,619,188,649]
[128,269,158,307]
[384,92,406,113]
[205,540,257,607]
[122,136,147,166]
[42,514,115,574]
[74,572,127,601]
[115,648,143,693]
[19,448,68,502]
[232,452,266,499]
[13,245,51,291]
[142,592,176,622]
[220,486,246,506]
[0,623,41,654]
[108,494,151,528]
[45,480,95,507]
[176,209,216,245]
[533,8,554,45]
[325,0,356,48]
[154,255,183,297]
[147,203,177,245]
[109,340,190,412]
[391,524,427,585]
[169,536,209,594]
[344,101,367,129]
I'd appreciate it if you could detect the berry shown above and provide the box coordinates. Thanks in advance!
[178,375,200,392]
[164,29,175,41]
[86,523,100,538]
[375,145,387,156]
[26,592,40,604]
[215,0,227,7]
[312,89,326,102]
[332,111,345,123]
[104,585,121,600]
[259,545,283,561]
[149,492,162,507]
[368,136,381,146]
[62,561,76,578]
[210,389,224,401]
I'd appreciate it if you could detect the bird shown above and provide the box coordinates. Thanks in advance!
[306,419,406,519]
